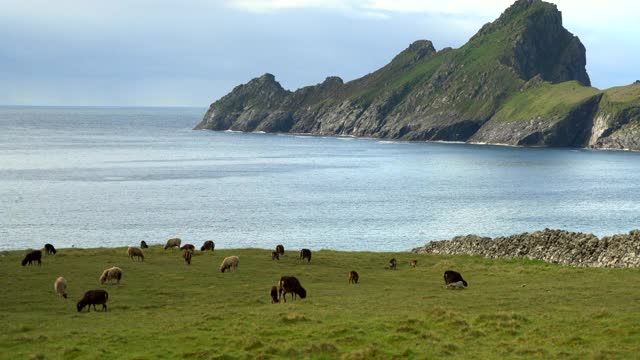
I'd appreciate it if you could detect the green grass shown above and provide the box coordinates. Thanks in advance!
[492,81,601,122]
[2,247,640,359]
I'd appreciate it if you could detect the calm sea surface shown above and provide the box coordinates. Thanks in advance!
[1,106,640,251]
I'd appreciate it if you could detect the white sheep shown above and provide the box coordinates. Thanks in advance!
[54,276,67,298]
[219,256,239,273]
[99,266,123,285]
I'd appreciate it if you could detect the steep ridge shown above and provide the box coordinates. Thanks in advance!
[196,0,640,150]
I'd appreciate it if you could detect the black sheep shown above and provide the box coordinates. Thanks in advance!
[21,250,42,266]
[140,240,149,249]
[444,270,468,287]
[275,244,285,256]
[201,240,215,251]
[270,286,279,304]
[271,251,279,260]
[278,276,307,302]
[180,244,195,252]
[348,271,359,284]
[299,249,312,263]
[389,258,397,270]
[44,244,56,255]
[77,289,109,312]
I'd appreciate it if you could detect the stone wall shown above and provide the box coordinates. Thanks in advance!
[412,229,640,268]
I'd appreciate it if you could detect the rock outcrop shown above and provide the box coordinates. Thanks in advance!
[412,229,640,268]
[196,0,640,150]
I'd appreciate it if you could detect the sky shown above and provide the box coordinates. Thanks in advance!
[1,0,638,107]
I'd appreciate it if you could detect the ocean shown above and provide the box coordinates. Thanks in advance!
[1,106,639,251]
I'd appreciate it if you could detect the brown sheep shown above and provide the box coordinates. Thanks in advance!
[164,238,182,250]
[271,251,279,260]
[348,271,359,284]
[99,267,122,285]
[183,250,193,265]
[180,244,195,252]
[275,244,285,256]
[21,250,42,266]
[299,249,311,263]
[278,276,306,302]
[54,276,67,298]
[270,286,279,304]
[410,260,418,268]
[219,256,239,273]
[200,240,215,251]
[77,290,109,312]
[127,246,144,261]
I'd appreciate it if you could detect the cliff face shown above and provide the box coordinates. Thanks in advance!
[196,0,640,150]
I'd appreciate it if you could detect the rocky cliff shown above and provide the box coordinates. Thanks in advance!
[196,0,640,150]
[411,229,640,268]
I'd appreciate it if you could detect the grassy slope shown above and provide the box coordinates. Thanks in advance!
[491,81,601,122]
[1,247,640,359]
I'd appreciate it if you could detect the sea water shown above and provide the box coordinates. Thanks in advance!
[1,106,640,251]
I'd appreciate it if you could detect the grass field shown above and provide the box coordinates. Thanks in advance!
[1,247,640,359]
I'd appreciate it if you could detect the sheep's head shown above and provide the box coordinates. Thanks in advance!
[62,293,68,299]
[76,302,84,312]
[298,287,307,299]
[21,258,28,266]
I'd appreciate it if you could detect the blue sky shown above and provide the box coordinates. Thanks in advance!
[1,0,638,107]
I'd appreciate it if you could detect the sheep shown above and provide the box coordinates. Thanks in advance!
[127,246,144,262]
[219,256,239,273]
[77,289,109,312]
[180,244,195,252]
[164,238,182,250]
[21,250,42,266]
[444,270,468,288]
[446,281,467,289]
[275,244,285,256]
[270,286,279,304]
[54,276,67,299]
[389,258,397,270]
[271,251,279,260]
[410,260,418,268]
[99,267,122,285]
[348,271,359,284]
[183,250,193,265]
[44,243,57,255]
[299,249,312,263]
[200,240,215,252]
[140,240,149,249]
[278,276,306,302]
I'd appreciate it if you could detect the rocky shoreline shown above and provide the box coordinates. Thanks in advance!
[412,229,640,268]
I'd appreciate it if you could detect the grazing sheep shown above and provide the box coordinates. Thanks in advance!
[271,251,279,261]
[200,240,215,252]
[180,244,195,252]
[54,276,67,299]
[299,249,312,263]
[164,238,182,250]
[275,244,285,256]
[127,246,144,262]
[278,276,306,302]
[410,260,418,268]
[219,256,239,273]
[21,250,42,266]
[140,240,149,249]
[389,258,397,270]
[446,281,467,289]
[270,286,279,304]
[77,289,109,312]
[348,271,359,284]
[183,250,193,265]
[443,270,468,288]
[99,267,122,285]
[44,243,57,255]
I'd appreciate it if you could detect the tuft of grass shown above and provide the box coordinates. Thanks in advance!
[1,247,640,359]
